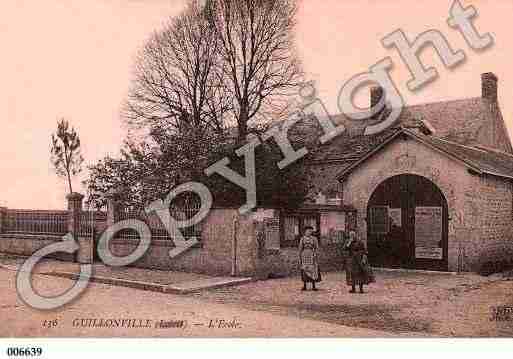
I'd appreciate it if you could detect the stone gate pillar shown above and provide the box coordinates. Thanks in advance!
[67,192,84,235]
[66,192,85,263]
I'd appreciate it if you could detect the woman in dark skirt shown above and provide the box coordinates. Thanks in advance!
[345,231,374,293]
[344,231,357,287]
[299,226,321,291]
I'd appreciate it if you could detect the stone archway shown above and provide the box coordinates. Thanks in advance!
[366,174,449,271]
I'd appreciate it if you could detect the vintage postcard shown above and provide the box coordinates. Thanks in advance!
[1,0,513,355]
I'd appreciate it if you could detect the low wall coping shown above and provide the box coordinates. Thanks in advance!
[0,233,64,240]
[109,239,203,249]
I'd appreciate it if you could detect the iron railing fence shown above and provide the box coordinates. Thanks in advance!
[92,211,107,222]
[77,210,95,237]
[114,204,202,241]
[4,209,68,235]
[1,205,201,241]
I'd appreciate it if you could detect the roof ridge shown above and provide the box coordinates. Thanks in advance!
[428,136,489,153]
[431,136,513,159]
[472,144,513,158]
[317,96,484,123]
[336,128,513,182]
[403,96,483,109]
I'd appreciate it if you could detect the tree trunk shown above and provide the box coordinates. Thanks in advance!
[238,108,249,140]
[67,171,73,194]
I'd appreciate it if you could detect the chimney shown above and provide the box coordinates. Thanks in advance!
[481,72,498,102]
[370,86,385,108]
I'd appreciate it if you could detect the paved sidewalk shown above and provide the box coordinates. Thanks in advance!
[0,253,253,293]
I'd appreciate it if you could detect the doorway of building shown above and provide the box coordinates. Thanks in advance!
[366,174,448,271]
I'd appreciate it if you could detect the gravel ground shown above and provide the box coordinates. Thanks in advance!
[187,271,513,336]
[1,253,512,337]
[0,267,396,337]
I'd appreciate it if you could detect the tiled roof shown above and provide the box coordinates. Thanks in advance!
[417,133,513,179]
[308,126,400,160]
[335,128,513,180]
[285,96,512,176]
[396,97,492,141]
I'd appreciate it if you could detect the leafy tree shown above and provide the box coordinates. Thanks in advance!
[86,131,311,210]
[85,128,229,209]
[84,144,150,210]
[50,118,84,194]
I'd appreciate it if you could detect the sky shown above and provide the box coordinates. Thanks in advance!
[1,0,513,209]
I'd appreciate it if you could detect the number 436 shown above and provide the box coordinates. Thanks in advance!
[42,319,58,328]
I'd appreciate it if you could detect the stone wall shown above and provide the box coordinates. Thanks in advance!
[107,208,305,278]
[107,208,259,277]
[0,233,75,261]
[463,175,513,270]
[76,236,93,264]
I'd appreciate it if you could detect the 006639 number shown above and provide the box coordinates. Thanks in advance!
[6,347,43,357]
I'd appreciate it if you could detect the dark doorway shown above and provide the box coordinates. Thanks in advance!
[366,174,448,271]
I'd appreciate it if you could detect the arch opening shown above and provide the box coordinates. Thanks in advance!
[366,174,449,271]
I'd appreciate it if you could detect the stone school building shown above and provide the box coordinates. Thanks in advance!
[2,73,513,276]
[297,72,513,272]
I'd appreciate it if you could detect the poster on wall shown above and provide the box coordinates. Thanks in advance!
[414,206,443,259]
[389,208,402,227]
[415,247,443,259]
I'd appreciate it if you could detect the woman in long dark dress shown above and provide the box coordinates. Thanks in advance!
[345,232,374,293]
[299,226,321,291]
[344,231,357,287]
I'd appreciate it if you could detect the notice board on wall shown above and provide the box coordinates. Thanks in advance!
[389,208,402,227]
[414,206,443,259]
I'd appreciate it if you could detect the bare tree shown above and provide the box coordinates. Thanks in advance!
[50,118,84,194]
[206,0,303,140]
[124,0,229,137]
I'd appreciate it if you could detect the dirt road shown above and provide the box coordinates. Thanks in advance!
[188,271,513,337]
[1,256,512,337]
[0,268,394,337]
